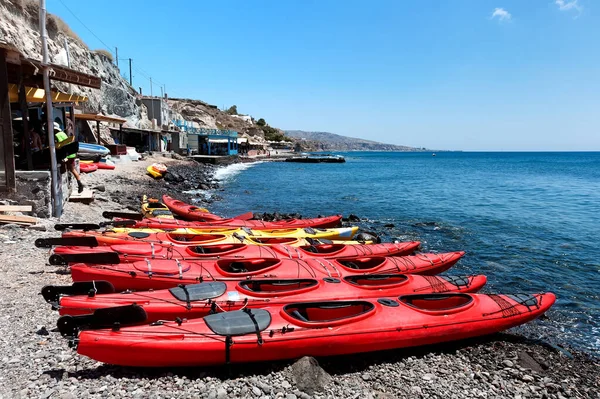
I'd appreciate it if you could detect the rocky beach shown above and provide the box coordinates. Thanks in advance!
[0,157,598,399]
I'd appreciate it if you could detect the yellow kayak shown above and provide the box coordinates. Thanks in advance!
[63,230,373,246]
[110,225,359,241]
[146,165,164,179]
[141,196,174,219]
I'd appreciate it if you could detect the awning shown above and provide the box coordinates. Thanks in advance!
[8,84,88,103]
[208,138,234,144]
[72,113,127,124]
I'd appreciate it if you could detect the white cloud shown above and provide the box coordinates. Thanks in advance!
[555,0,582,12]
[491,7,512,22]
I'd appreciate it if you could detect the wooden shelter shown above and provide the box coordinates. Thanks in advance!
[0,42,101,193]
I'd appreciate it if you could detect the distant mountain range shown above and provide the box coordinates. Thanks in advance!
[284,130,426,152]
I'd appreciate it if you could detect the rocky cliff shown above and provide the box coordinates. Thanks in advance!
[0,0,151,129]
[285,130,424,152]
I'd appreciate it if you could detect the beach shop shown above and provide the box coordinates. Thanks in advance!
[0,42,101,217]
[173,120,238,156]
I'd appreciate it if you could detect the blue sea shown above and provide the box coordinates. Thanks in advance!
[202,152,600,354]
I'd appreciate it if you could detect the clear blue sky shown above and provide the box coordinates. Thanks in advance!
[47,0,598,151]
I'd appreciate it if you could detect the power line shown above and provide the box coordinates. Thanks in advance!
[57,0,114,53]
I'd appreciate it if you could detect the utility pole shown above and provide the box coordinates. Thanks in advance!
[115,47,118,67]
[128,58,132,86]
[40,0,61,217]
[150,77,153,97]
[160,85,163,98]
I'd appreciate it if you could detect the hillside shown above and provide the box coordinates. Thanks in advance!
[285,130,424,152]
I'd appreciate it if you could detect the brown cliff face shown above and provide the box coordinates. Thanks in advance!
[0,0,148,126]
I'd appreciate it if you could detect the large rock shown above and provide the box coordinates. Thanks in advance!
[290,356,332,394]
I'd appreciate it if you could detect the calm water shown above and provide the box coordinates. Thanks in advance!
[202,152,600,354]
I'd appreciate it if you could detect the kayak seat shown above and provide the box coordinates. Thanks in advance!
[191,244,245,255]
[168,234,226,243]
[204,309,271,336]
[399,294,473,312]
[169,282,227,302]
[146,203,167,209]
[344,275,408,287]
[218,259,281,274]
[284,301,375,324]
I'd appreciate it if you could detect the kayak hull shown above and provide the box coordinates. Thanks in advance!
[61,230,381,247]
[69,252,466,291]
[53,241,421,261]
[162,195,342,228]
[56,274,487,319]
[75,293,555,367]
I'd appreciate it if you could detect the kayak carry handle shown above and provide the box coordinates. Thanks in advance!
[41,281,116,304]
[57,304,148,337]
[49,252,121,266]
[54,223,100,231]
[35,236,99,248]
[102,211,144,221]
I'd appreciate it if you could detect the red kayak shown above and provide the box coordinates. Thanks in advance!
[79,163,97,173]
[93,162,115,170]
[69,252,466,291]
[52,241,421,261]
[162,195,342,228]
[47,274,487,320]
[64,292,555,367]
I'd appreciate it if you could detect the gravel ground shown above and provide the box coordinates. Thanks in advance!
[0,155,598,399]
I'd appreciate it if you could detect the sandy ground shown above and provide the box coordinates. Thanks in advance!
[0,154,598,399]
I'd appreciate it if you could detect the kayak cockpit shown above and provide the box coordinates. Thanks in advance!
[282,301,375,326]
[167,234,228,244]
[336,257,387,271]
[216,259,282,275]
[399,294,474,314]
[300,244,346,255]
[237,279,319,297]
[188,244,247,256]
[247,237,299,245]
[344,274,409,288]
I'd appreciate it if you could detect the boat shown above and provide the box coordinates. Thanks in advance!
[79,163,97,173]
[49,230,382,247]
[285,153,346,163]
[78,143,110,156]
[45,274,487,320]
[93,162,115,170]
[50,240,422,262]
[162,195,342,228]
[146,165,163,179]
[110,215,345,231]
[107,226,360,241]
[141,196,173,219]
[60,292,555,367]
[67,252,466,291]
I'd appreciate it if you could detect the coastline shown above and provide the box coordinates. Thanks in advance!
[0,156,598,399]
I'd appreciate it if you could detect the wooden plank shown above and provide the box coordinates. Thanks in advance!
[0,214,37,224]
[0,205,33,212]
[69,188,94,203]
